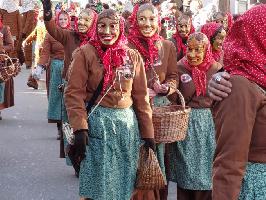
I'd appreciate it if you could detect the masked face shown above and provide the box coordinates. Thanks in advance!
[78,11,94,33]
[187,38,206,66]
[215,14,228,32]
[177,18,192,38]
[212,29,226,51]
[58,13,69,29]
[97,18,120,46]
[137,9,159,38]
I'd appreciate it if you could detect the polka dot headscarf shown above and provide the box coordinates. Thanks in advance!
[223,4,266,88]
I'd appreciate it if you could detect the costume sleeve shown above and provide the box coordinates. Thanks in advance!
[44,19,68,46]
[37,34,51,66]
[131,50,154,138]
[64,48,89,132]
[165,41,178,96]
[212,76,259,200]
[3,27,14,52]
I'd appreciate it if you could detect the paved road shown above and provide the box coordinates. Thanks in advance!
[0,68,176,200]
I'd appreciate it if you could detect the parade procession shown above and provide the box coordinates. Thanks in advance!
[0,0,265,199]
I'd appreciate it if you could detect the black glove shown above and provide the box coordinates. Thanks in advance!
[41,0,52,21]
[17,49,25,65]
[143,138,156,152]
[68,130,88,176]
[73,130,88,161]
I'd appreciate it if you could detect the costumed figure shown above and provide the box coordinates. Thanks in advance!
[40,0,98,166]
[212,11,233,33]
[0,0,22,59]
[64,9,155,200]
[24,13,47,89]
[212,4,266,200]
[33,10,69,139]
[19,0,39,69]
[128,3,178,200]
[170,12,195,61]
[168,32,222,200]
[201,22,226,64]
[0,17,14,120]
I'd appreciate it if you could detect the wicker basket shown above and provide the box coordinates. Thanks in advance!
[0,54,21,82]
[135,145,166,190]
[152,90,191,143]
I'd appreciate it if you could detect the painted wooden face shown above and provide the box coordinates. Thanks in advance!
[77,11,94,33]
[137,9,159,38]
[58,13,69,29]
[212,28,226,51]
[186,37,206,66]
[177,17,191,38]
[214,13,228,32]
[97,18,120,46]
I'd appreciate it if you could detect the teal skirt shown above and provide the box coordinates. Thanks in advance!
[47,59,64,121]
[79,106,141,200]
[0,82,5,104]
[239,162,266,200]
[168,108,215,190]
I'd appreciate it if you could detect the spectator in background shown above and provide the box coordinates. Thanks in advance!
[102,3,110,10]
[19,0,39,69]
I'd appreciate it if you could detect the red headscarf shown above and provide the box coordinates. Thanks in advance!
[75,9,98,46]
[56,10,71,29]
[89,10,128,93]
[201,22,223,62]
[223,4,266,88]
[128,4,162,70]
[172,15,195,59]
[183,32,215,96]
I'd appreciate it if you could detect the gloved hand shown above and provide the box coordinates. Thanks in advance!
[143,138,156,152]
[41,0,52,21]
[73,130,88,162]
[32,65,44,80]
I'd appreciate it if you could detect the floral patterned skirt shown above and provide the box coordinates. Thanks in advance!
[79,106,141,200]
[168,108,215,190]
[47,59,64,121]
[239,162,266,200]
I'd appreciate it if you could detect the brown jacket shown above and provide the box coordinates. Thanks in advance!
[38,33,64,66]
[64,44,154,138]
[44,19,80,79]
[0,26,14,53]
[0,9,22,41]
[212,76,266,200]
[169,58,222,108]
[128,40,178,96]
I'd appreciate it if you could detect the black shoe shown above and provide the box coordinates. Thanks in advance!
[0,112,2,120]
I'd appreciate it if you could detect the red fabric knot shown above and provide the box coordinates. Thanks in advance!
[223,4,266,88]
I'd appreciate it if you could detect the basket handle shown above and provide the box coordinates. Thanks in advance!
[0,53,14,68]
[175,89,186,110]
